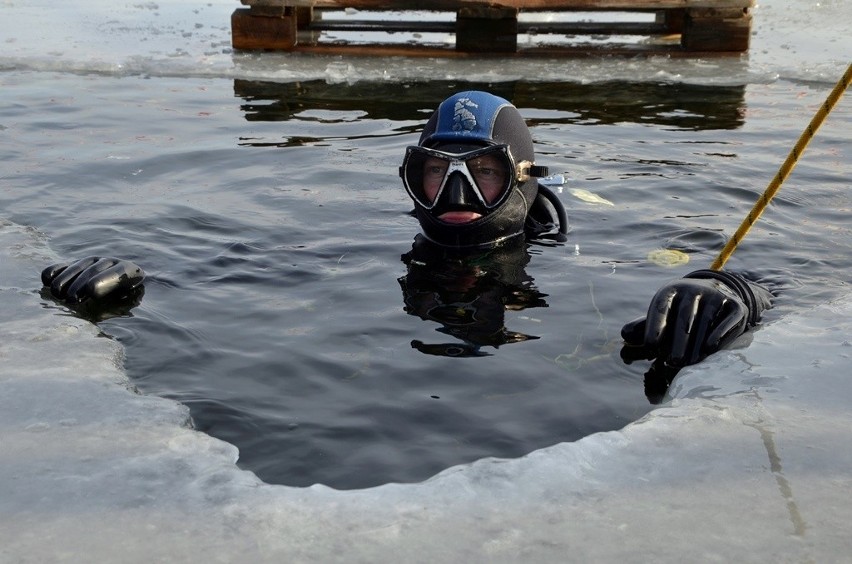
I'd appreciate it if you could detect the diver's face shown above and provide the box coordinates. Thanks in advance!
[422,153,508,224]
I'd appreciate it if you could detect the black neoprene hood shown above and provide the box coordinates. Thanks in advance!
[408,91,542,248]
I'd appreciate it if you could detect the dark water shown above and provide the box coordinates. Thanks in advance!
[2,71,849,489]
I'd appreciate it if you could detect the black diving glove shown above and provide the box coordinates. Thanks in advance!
[621,269,772,369]
[41,256,145,314]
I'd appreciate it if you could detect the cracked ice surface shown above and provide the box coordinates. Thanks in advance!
[2,218,852,561]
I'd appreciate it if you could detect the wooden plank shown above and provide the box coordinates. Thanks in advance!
[308,19,456,32]
[271,39,758,58]
[306,19,666,34]
[240,0,753,11]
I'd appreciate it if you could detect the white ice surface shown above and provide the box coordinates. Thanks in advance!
[2,1,852,560]
[3,220,852,562]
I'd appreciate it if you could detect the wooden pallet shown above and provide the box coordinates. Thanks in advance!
[231,0,754,56]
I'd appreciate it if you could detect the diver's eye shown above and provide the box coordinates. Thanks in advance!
[423,157,449,178]
[472,166,499,178]
[468,156,507,185]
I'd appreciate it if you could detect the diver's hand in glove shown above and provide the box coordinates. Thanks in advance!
[42,256,145,307]
[621,269,772,368]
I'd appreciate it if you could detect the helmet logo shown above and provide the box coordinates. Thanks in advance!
[452,97,479,132]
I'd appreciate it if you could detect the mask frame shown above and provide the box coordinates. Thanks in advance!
[400,144,546,212]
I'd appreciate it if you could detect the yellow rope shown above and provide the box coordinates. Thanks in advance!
[710,62,852,271]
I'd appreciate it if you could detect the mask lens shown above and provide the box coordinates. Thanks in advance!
[465,152,511,206]
[402,146,514,210]
[402,149,450,209]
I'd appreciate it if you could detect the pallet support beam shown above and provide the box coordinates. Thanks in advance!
[232,7,297,50]
[456,7,519,53]
[682,7,752,52]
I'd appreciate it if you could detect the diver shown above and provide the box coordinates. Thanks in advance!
[395,91,772,377]
[41,90,773,395]
[397,91,561,357]
[399,89,568,248]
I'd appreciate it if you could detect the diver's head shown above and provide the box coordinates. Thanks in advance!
[400,91,548,248]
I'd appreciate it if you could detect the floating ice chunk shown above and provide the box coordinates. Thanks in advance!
[569,188,614,206]
[647,248,690,267]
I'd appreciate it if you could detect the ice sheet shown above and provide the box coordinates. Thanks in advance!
[2,0,851,560]
[3,216,852,561]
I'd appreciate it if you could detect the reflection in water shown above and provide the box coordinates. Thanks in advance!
[40,286,145,323]
[399,234,547,357]
[233,79,747,135]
